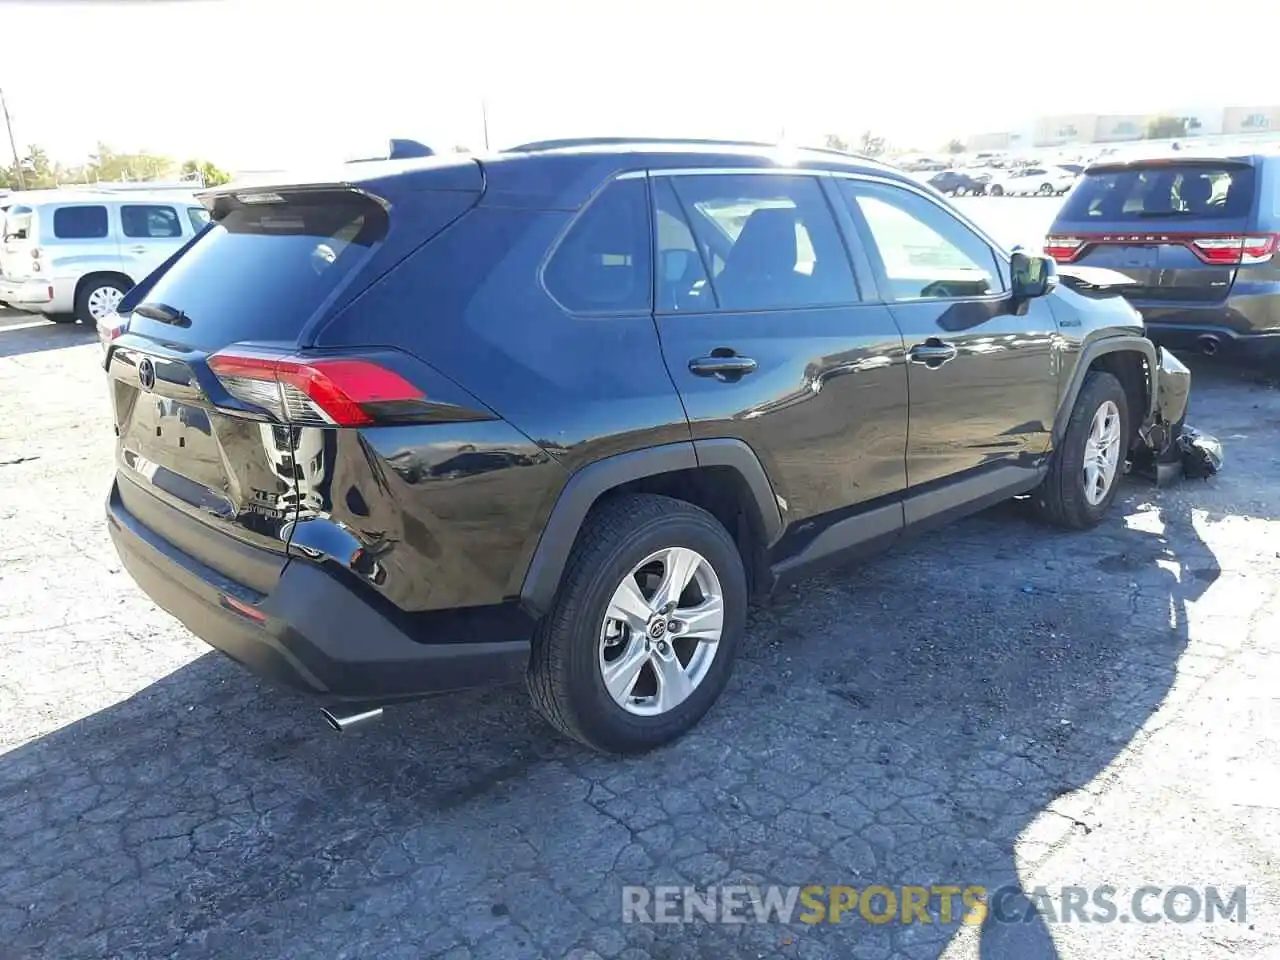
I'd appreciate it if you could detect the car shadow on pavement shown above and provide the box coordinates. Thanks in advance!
[0,313,97,359]
[0,491,1229,960]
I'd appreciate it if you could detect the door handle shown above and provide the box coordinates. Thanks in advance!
[128,246,148,254]
[689,351,757,380]
[908,338,958,368]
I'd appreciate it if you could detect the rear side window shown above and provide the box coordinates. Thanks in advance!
[121,204,183,238]
[1058,163,1257,222]
[187,207,211,232]
[52,205,109,239]
[543,178,652,314]
[129,192,388,349]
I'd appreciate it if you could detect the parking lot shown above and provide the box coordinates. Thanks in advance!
[2,197,1278,960]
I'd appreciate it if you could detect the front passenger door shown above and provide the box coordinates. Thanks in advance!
[835,179,1060,523]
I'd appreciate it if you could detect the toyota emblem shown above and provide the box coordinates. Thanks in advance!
[137,356,156,392]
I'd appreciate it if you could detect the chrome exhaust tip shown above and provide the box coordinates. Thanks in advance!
[321,705,383,732]
[1197,334,1220,357]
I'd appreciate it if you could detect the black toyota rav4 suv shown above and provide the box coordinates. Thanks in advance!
[103,138,1192,754]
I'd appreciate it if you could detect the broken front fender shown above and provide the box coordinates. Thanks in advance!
[1154,347,1191,428]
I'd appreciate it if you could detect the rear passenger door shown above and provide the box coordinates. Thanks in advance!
[650,171,909,566]
[119,203,188,281]
[834,177,1060,524]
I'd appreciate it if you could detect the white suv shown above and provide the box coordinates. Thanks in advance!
[0,190,210,325]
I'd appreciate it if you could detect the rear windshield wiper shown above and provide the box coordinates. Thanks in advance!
[1134,210,1194,218]
[134,301,192,327]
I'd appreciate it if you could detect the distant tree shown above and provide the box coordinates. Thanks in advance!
[180,158,232,186]
[858,130,887,157]
[823,133,849,152]
[1146,116,1189,140]
[945,138,965,154]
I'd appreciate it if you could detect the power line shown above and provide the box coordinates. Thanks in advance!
[0,87,26,190]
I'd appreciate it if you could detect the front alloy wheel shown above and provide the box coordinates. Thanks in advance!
[1082,400,1122,505]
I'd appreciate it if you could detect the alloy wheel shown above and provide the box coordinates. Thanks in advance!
[598,546,724,716]
[1082,400,1122,505]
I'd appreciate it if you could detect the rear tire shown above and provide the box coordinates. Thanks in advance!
[1039,183,1055,196]
[74,278,130,326]
[527,493,747,754]
[1033,371,1130,529]
[990,184,1004,197]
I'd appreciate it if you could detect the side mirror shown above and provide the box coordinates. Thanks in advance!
[1010,250,1057,299]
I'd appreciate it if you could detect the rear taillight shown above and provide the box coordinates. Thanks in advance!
[97,313,127,355]
[1188,234,1280,266]
[207,349,426,426]
[1044,236,1084,262]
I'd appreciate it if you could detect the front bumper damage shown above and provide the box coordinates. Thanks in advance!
[1130,346,1223,485]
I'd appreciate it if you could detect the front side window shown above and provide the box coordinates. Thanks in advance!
[840,181,1003,301]
[52,205,109,240]
[121,204,183,239]
[668,174,857,310]
[543,178,652,314]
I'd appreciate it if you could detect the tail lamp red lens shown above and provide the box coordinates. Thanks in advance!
[207,350,424,426]
[1044,233,1280,266]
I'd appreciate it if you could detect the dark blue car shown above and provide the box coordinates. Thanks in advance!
[1045,152,1280,360]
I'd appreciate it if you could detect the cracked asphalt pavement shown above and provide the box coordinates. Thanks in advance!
[2,215,1279,958]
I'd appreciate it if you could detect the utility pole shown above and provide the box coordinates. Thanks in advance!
[481,97,490,151]
[0,87,26,190]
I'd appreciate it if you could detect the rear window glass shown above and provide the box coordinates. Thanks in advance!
[53,205,109,239]
[129,193,388,348]
[121,204,183,239]
[1059,164,1256,222]
[3,206,33,240]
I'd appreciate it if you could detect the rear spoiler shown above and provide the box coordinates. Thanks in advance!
[1084,155,1254,175]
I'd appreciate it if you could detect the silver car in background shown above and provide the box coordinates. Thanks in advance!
[0,187,209,325]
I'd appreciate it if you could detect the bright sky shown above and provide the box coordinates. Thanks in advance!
[3,0,1279,172]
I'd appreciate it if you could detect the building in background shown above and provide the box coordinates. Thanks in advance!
[1223,106,1280,134]
[1093,115,1150,143]
[1032,115,1098,147]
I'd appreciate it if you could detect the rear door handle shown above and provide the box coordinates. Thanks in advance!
[128,245,148,254]
[689,352,757,379]
[908,339,958,368]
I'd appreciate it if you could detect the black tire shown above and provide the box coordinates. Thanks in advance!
[1039,183,1055,196]
[527,493,747,754]
[990,184,1004,197]
[74,278,130,326]
[1033,371,1130,529]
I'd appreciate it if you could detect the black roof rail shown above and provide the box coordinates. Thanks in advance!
[501,136,876,161]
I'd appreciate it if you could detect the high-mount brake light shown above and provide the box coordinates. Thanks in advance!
[235,192,285,205]
[207,350,425,426]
